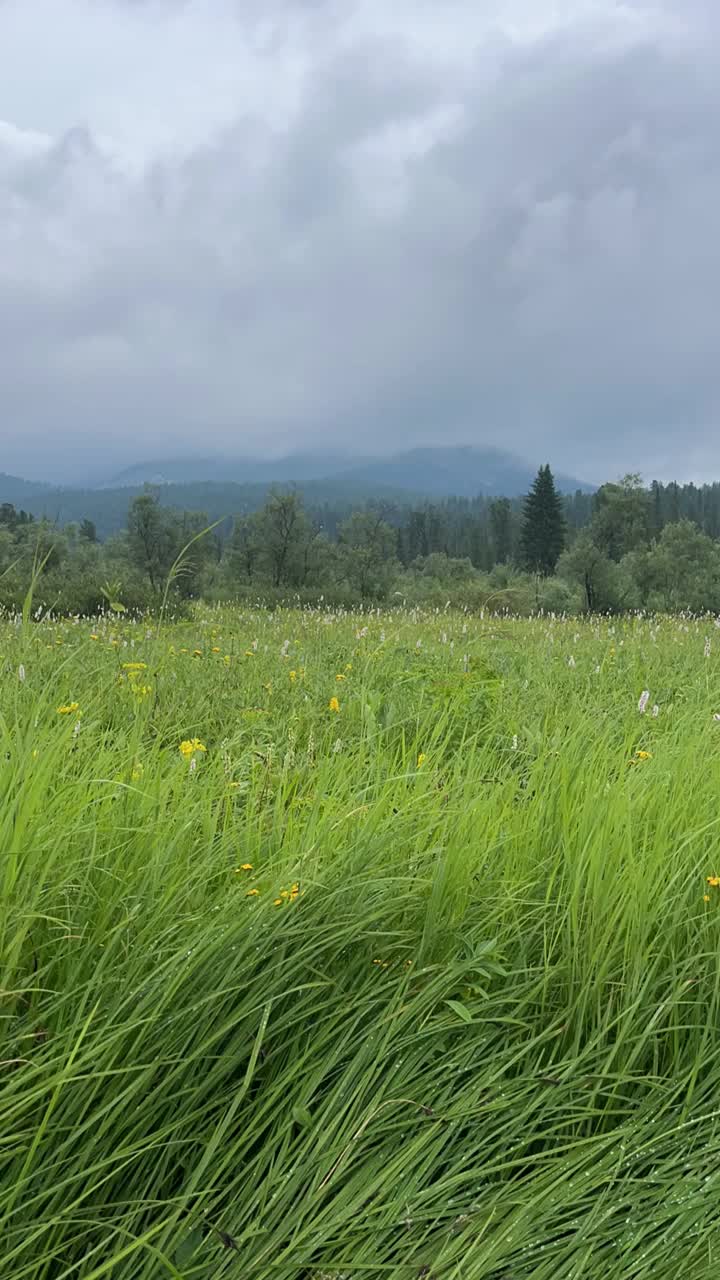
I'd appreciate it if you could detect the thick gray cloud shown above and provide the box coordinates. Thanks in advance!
[1,0,720,482]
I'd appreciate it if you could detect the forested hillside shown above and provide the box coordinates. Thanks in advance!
[3,468,720,616]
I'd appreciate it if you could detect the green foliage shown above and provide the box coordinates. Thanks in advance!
[629,519,720,613]
[557,530,637,613]
[226,493,331,593]
[591,473,652,560]
[126,489,213,599]
[520,464,567,575]
[127,489,183,591]
[338,510,398,598]
[534,572,583,614]
[397,560,489,609]
[227,513,263,584]
[2,606,720,1277]
[0,501,19,529]
[17,517,67,573]
[254,490,309,587]
[8,469,720,617]
[488,496,515,562]
[78,517,97,542]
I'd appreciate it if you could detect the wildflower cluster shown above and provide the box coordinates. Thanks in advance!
[273,883,300,906]
[704,875,720,903]
[117,662,153,700]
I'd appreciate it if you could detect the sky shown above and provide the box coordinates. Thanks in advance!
[1,0,720,485]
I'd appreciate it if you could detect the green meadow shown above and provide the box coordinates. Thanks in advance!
[2,604,720,1278]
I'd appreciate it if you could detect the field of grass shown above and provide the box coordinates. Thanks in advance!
[2,603,720,1278]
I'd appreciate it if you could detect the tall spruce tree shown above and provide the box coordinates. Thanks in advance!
[520,464,566,575]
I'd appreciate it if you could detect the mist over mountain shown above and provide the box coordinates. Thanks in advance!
[321,448,589,500]
[101,453,364,490]
[97,446,591,498]
[0,472,53,507]
[0,446,592,539]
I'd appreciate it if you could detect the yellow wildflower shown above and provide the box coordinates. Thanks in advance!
[704,894,712,903]
[635,750,652,761]
[90,633,99,641]
[274,898,283,906]
[238,863,253,871]
[245,650,254,657]
[329,696,340,713]
[224,655,231,665]
[417,753,426,768]
[246,888,260,897]
[211,646,221,653]
[179,738,207,759]
[57,702,80,715]
[193,649,203,657]
[289,670,297,682]
[335,673,346,681]
[706,876,720,888]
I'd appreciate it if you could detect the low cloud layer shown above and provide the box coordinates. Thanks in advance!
[1,0,720,483]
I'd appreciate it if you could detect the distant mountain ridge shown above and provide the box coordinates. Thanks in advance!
[0,447,593,539]
[323,448,589,499]
[102,453,366,489]
[0,472,53,506]
[100,447,591,497]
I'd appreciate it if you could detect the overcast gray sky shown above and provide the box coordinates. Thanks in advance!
[1,0,719,484]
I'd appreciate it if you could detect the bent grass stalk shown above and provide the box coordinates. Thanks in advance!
[1,605,719,1277]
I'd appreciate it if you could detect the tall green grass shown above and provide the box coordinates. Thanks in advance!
[1,605,720,1278]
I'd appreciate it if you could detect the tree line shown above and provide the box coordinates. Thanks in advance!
[3,469,720,615]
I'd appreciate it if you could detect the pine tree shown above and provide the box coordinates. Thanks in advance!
[520,464,566,576]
